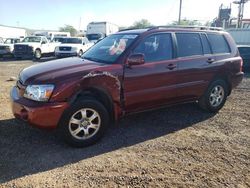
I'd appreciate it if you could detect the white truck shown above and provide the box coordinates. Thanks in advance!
[14,36,57,59]
[86,22,119,42]
[227,28,250,45]
[0,38,21,57]
[55,37,93,58]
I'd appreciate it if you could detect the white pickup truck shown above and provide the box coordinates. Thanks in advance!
[14,36,57,59]
[0,38,21,57]
[55,37,93,58]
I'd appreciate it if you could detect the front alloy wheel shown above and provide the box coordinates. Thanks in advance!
[69,108,101,140]
[59,100,109,147]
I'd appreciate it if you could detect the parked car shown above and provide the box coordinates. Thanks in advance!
[11,27,244,147]
[0,38,21,57]
[55,37,93,58]
[14,36,57,59]
[238,45,250,72]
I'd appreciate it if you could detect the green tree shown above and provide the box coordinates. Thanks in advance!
[59,25,77,36]
[131,19,153,29]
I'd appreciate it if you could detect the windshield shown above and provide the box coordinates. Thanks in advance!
[62,38,82,44]
[53,37,65,43]
[22,37,41,43]
[82,34,138,64]
[87,34,103,41]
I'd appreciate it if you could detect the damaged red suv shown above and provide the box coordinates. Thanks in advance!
[11,27,244,147]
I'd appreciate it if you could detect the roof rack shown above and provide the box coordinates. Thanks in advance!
[119,27,153,32]
[148,25,224,31]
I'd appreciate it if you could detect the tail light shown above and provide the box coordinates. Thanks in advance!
[240,58,243,72]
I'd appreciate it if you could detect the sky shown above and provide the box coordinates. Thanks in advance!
[0,0,250,30]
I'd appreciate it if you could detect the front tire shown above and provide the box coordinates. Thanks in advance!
[34,49,42,59]
[59,100,109,147]
[78,50,83,57]
[198,79,228,112]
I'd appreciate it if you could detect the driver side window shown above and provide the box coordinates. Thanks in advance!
[133,33,173,63]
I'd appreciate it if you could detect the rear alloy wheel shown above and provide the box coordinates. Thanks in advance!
[199,79,228,112]
[34,49,42,59]
[59,100,109,147]
[209,85,225,108]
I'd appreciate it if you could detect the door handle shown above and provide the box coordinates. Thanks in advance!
[207,58,215,64]
[167,64,177,70]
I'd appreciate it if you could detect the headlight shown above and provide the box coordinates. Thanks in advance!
[28,46,34,52]
[24,85,54,102]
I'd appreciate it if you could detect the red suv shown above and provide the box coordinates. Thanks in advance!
[11,27,244,147]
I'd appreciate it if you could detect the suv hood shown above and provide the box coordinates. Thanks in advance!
[19,57,108,85]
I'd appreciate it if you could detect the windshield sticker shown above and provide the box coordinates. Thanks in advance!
[109,39,127,55]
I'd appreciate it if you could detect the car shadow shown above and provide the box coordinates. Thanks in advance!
[0,103,215,183]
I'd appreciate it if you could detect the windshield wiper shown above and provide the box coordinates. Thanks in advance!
[83,56,111,64]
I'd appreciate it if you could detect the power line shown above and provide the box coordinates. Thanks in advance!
[233,0,249,28]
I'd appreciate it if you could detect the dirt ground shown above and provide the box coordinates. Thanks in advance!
[0,59,249,188]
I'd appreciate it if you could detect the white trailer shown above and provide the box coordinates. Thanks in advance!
[33,31,71,40]
[227,29,250,45]
[86,22,119,42]
[0,25,27,39]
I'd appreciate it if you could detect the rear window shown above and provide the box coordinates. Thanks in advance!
[176,33,203,57]
[207,34,230,54]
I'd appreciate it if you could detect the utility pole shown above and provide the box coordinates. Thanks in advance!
[233,0,249,28]
[178,0,182,25]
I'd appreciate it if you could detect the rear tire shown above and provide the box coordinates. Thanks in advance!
[59,100,109,147]
[198,79,228,112]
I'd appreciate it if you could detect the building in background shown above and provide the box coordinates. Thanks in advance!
[0,25,27,39]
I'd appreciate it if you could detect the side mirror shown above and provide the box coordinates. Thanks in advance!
[127,53,145,66]
[41,41,46,44]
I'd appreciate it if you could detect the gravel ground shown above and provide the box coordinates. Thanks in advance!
[0,59,249,187]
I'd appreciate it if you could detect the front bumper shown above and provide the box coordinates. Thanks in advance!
[14,51,34,59]
[0,49,12,56]
[10,86,69,129]
[55,51,77,58]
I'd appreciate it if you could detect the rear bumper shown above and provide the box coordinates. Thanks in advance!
[10,86,69,129]
[231,72,244,88]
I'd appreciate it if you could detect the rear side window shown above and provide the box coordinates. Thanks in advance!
[176,33,203,57]
[201,34,212,54]
[134,33,173,63]
[207,34,230,54]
